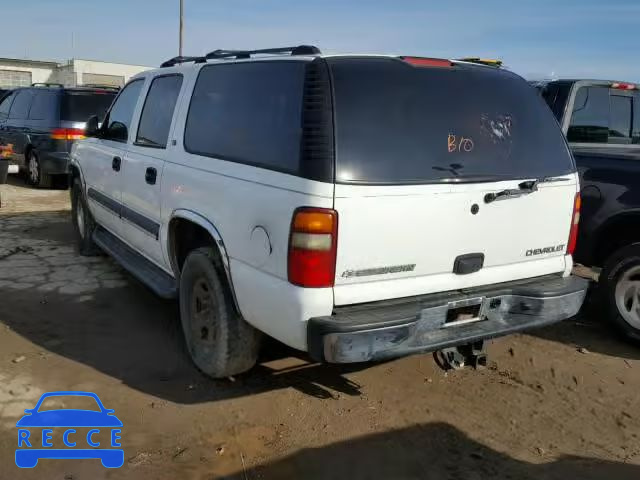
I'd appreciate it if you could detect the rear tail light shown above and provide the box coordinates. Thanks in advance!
[51,128,85,140]
[399,56,453,68]
[288,207,338,288]
[567,193,581,255]
[612,82,637,90]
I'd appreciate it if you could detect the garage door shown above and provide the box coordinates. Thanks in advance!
[82,73,124,87]
[0,70,32,88]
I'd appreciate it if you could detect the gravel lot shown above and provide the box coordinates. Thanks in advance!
[0,177,639,479]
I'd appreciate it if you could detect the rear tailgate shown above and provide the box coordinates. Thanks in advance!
[328,57,578,306]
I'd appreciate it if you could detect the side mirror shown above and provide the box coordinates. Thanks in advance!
[85,115,100,137]
[108,121,128,142]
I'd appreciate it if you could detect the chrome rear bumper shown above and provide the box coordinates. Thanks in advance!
[308,275,589,363]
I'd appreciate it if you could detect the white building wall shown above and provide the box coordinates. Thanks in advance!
[72,59,150,86]
[0,58,152,88]
[0,63,56,86]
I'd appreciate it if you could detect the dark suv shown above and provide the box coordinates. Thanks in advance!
[0,85,117,187]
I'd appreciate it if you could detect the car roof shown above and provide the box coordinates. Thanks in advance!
[133,52,510,83]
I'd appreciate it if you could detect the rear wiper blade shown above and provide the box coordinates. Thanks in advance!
[483,175,571,204]
[484,179,539,204]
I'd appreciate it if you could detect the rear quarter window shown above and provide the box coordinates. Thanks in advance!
[329,58,574,184]
[184,61,305,175]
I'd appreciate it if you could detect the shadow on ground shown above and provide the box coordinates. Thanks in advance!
[0,211,365,404]
[222,422,640,480]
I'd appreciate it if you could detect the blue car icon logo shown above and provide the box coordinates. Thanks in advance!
[15,391,123,468]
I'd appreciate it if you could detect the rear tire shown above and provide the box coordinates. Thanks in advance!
[599,243,640,344]
[179,247,261,378]
[71,178,100,256]
[27,150,52,188]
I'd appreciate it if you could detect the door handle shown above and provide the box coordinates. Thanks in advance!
[145,167,157,185]
[112,156,121,172]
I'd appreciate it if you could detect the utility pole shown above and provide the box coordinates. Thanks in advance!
[179,0,184,57]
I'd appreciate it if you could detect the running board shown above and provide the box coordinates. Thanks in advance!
[93,227,178,299]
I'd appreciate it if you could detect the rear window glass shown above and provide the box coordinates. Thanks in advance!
[568,86,610,143]
[610,94,632,141]
[568,86,635,144]
[329,58,574,184]
[61,91,116,122]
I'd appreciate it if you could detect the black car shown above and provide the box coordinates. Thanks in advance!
[0,84,117,188]
[535,79,640,343]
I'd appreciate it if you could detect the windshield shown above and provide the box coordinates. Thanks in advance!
[61,91,116,122]
[329,58,574,184]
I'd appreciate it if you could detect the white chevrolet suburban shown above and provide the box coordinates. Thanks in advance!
[69,46,588,378]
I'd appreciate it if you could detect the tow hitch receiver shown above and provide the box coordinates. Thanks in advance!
[435,341,488,370]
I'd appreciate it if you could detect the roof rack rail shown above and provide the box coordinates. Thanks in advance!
[159,45,321,68]
[31,82,64,88]
[160,55,206,68]
[205,45,320,61]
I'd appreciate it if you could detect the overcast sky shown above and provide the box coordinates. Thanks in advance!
[2,0,639,81]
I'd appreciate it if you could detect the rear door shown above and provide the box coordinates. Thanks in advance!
[121,74,184,268]
[328,58,578,305]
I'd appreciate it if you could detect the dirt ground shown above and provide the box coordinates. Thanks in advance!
[0,177,639,480]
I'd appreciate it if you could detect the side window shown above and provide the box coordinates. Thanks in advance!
[8,90,34,120]
[609,94,633,143]
[0,92,16,119]
[28,91,58,121]
[103,79,144,142]
[135,75,183,148]
[184,62,305,173]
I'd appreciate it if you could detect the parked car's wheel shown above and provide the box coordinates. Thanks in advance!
[179,247,261,378]
[71,177,99,256]
[600,243,640,343]
[26,150,52,188]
